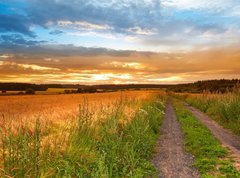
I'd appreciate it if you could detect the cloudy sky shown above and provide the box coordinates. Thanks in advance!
[0,0,240,84]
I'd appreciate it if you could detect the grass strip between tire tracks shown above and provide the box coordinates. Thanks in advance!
[173,99,240,178]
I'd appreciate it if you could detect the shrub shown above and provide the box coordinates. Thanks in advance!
[77,88,83,93]
[1,90,7,94]
[64,89,71,94]
[25,88,35,94]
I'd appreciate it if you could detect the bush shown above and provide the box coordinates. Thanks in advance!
[77,88,83,93]
[25,88,35,94]
[77,87,97,93]
[64,89,71,94]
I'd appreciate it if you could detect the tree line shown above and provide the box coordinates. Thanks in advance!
[1,79,239,94]
[167,79,240,93]
[0,83,169,91]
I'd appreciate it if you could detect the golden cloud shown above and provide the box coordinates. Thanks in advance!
[1,45,240,84]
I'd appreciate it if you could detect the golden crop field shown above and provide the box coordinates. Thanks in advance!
[1,89,240,177]
[0,90,160,131]
[0,90,166,177]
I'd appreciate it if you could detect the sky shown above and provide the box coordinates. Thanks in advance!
[0,0,240,84]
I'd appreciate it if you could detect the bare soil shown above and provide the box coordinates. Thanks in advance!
[152,101,200,178]
[183,102,240,171]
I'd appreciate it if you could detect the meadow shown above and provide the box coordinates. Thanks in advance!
[0,90,166,177]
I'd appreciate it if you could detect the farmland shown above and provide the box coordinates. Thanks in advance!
[0,90,160,129]
[0,89,240,177]
[0,90,166,177]
[2,0,240,177]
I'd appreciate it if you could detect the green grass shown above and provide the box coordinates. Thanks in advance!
[180,91,240,136]
[0,96,165,177]
[173,100,240,178]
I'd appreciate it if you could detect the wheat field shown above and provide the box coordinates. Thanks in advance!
[0,90,159,129]
[0,90,166,177]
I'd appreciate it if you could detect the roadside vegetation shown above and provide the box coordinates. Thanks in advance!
[173,100,240,178]
[174,89,240,136]
[0,94,165,177]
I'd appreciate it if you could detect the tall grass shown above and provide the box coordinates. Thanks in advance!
[0,95,165,177]
[0,119,41,177]
[175,90,240,136]
[173,100,240,178]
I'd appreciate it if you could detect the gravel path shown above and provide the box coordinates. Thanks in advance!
[152,101,200,178]
[183,102,240,170]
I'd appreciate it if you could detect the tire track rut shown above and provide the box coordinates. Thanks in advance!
[152,101,200,178]
[183,102,240,171]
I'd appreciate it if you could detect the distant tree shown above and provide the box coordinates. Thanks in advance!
[64,90,71,94]
[77,88,83,93]
[84,86,97,93]
[25,88,35,94]
[1,90,6,94]
[71,90,77,94]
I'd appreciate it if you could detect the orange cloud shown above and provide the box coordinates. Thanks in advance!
[0,45,240,84]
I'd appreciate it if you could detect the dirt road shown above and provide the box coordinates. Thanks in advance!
[183,102,240,170]
[152,101,200,178]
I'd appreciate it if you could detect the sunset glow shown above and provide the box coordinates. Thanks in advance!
[0,0,240,84]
